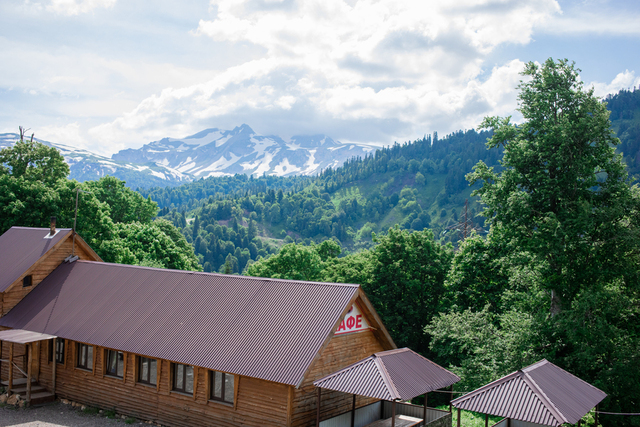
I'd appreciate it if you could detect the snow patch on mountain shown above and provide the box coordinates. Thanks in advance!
[1,124,377,188]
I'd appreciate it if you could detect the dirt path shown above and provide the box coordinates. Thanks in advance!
[0,402,150,427]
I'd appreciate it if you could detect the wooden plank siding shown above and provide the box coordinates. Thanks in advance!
[1,235,99,316]
[30,340,290,427]
[291,326,386,427]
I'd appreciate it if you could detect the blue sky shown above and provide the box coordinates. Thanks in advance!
[1,0,639,156]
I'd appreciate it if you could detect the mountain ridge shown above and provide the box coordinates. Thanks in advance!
[1,124,377,189]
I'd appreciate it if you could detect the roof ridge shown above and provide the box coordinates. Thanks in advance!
[375,354,400,400]
[74,260,360,287]
[521,370,567,425]
[452,370,521,405]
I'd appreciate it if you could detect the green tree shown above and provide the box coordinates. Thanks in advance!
[86,176,157,223]
[0,139,69,184]
[246,243,324,281]
[436,58,640,421]
[470,58,639,316]
[367,227,453,355]
[98,220,201,271]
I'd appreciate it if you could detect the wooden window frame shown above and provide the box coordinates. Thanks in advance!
[104,349,124,378]
[209,370,235,404]
[55,339,65,364]
[137,356,158,386]
[76,343,93,371]
[171,362,194,395]
[48,339,65,364]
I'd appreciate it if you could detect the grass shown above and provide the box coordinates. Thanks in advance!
[436,406,503,427]
[104,409,117,419]
[81,406,100,415]
[125,417,137,424]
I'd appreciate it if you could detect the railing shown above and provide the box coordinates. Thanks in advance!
[383,401,450,424]
[320,401,382,427]
[0,357,28,378]
[320,401,450,427]
[490,419,549,427]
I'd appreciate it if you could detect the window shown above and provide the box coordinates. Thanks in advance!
[172,363,194,394]
[48,339,65,364]
[56,339,65,364]
[77,343,93,371]
[210,371,234,404]
[138,357,157,386]
[105,349,124,378]
[23,275,32,287]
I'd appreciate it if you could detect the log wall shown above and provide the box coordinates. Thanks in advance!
[292,326,386,427]
[1,236,97,316]
[29,340,290,427]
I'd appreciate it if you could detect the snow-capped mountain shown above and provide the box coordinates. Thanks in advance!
[0,133,191,188]
[1,125,377,188]
[112,124,376,179]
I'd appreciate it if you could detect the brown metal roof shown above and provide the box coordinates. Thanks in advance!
[0,226,72,292]
[451,359,607,426]
[0,329,57,344]
[0,260,359,386]
[313,348,460,401]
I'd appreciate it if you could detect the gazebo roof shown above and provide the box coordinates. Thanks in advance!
[451,359,607,426]
[313,348,460,401]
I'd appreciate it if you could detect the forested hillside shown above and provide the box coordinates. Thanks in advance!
[607,88,640,176]
[144,129,503,273]
[141,87,640,276]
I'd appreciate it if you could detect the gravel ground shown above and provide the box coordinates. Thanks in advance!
[0,402,151,427]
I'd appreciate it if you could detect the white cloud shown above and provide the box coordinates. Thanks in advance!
[589,70,640,98]
[46,0,116,15]
[91,0,559,152]
[37,122,89,150]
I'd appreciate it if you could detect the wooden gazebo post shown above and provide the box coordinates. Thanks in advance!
[316,388,321,427]
[485,413,489,427]
[351,394,356,427]
[391,400,396,427]
[457,408,461,427]
[8,343,13,393]
[27,342,32,403]
[423,392,427,426]
[52,338,57,395]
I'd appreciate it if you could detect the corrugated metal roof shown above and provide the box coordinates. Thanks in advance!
[0,227,72,292]
[0,329,57,344]
[451,359,607,426]
[0,260,359,386]
[313,348,460,401]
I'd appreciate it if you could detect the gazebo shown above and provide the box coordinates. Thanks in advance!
[314,348,460,427]
[451,359,607,427]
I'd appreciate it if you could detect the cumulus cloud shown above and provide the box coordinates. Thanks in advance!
[92,0,558,152]
[46,0,116,15]
[589,70,640,99]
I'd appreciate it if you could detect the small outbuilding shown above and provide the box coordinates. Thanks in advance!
[314,348,460,427]
[451,359,607,427]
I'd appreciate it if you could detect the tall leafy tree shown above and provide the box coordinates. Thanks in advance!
[437,59,640,421]
[0,139,69,184]
[470,58,639,316]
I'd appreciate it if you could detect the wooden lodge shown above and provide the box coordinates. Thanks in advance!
[0,224,451,427]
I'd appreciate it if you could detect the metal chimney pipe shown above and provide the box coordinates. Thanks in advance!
[50,216,56,236]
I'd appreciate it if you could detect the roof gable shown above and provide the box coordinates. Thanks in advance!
[0,260,360,386]
[0,227,73,292]
[451,360,606,426]
[314,348,460,401]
